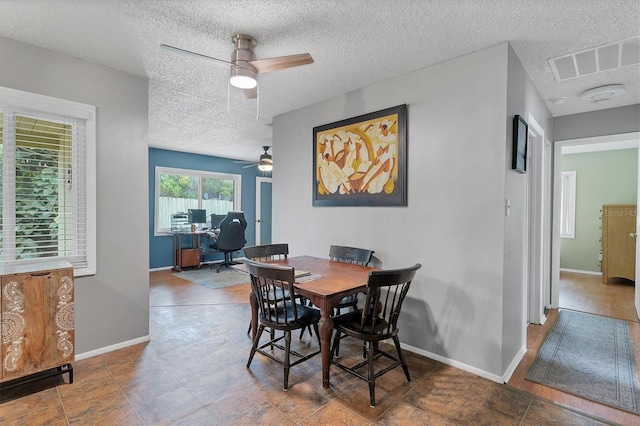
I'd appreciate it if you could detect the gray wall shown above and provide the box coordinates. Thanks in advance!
[0,37,150,353]
[503,45,553,373]
[555,104,640,141]
[273,43,535,379]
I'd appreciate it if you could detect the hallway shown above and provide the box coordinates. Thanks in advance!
[507,272,639,425]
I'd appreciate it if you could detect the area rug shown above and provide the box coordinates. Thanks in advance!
[526,309,640,414]
[173,267,249,290]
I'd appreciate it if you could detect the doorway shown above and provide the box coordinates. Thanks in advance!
[551,132,640,320]
[255,177,272,245]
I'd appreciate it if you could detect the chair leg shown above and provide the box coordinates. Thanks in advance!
[283,330,291,391]
[247,324,265,367]
[313,323,321,350]
[270,328,275,350]
[330,329,342,361]
[393,335,411,382]
[367,340,376,407]
[298,299,313,339]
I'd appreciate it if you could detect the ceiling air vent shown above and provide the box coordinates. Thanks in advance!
[549,36,640,81]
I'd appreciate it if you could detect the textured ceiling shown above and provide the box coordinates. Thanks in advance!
[0,0,638,162]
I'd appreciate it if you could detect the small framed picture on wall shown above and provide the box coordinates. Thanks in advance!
[512,115,528,173]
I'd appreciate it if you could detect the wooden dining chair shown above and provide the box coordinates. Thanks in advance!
[300,244,375,341]
[329,263,421,407]
[329,245,375,314]
[243,244,295,335]
[243,243,289,262]
[245,259,322,390]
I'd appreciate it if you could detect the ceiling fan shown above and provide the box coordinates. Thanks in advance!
[235,146,273,171]
[161,34,314,99]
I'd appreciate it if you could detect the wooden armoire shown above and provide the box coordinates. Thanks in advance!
[601,204,637,284]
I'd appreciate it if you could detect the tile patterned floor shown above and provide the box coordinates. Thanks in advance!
[0,270,628,425]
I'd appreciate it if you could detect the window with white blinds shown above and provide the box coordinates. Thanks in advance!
[0,87,96,276]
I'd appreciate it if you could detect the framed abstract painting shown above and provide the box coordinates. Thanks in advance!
[312,104,407,206]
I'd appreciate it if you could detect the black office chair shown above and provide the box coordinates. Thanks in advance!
[209,211,247,273]
[330,263,421,407]
[245,259,321,390]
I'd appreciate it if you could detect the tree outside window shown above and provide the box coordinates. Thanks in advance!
[155,167,241,234]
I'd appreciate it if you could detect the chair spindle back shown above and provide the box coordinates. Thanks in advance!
[360,263,421,336]
[245,259,301,328]
[244,243,289,262]
[329,245,374,266]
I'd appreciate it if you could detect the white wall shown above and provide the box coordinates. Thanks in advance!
[0,37,150,353]
[273,44,513,378]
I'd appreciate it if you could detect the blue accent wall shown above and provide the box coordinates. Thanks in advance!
[149,148,267,269]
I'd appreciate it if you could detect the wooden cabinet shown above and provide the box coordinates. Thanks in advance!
[0,261,74,384]
[601,204,637,284]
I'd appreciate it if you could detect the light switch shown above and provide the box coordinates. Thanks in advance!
[505,199,511,216]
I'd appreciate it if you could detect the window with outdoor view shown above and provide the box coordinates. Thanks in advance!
[0,87,96,276]
[154,166,241,234]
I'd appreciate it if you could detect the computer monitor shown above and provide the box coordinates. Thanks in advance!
[188,209,207,225]
[209,214,226,229]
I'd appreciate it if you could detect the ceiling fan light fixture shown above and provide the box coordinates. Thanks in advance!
[257,146,273,171]
[229,66,257,89]
[258,161,273,172]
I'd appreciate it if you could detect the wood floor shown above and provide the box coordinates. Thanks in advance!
[507,272,640,426]
[0,268,637,425]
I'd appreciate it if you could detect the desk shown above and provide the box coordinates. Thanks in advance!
[245,255,374,389]
[171,231,214,271]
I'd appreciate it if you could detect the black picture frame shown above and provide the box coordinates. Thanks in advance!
[512,115,528,173]
[312,104,407,207]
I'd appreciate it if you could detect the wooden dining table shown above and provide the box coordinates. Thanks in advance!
[244,255,375,389]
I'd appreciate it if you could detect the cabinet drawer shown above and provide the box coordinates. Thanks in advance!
[181,249,200,267]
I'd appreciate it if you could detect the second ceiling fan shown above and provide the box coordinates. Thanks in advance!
[235,146,273,171]
[161,34,314,98]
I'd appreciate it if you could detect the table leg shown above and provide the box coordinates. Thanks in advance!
[250,290,258,341]
[318,309,334,389]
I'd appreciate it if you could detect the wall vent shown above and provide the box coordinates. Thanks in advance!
[549,36,639,81]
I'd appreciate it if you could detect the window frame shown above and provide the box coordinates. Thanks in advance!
[154,166,242,236]
[0,86,96,276]
[560,170,576,239]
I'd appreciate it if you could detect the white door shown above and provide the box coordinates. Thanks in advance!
[255,177,272,245]
[636,146,640,319]
[527,114,548,325]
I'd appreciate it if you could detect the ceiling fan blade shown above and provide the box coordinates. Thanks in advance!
[160,44,232,67]
[244,87,258,99]
[248,53,314,74]
[243,163,258,168]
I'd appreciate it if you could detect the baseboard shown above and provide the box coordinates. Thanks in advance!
[400,342,504,384]
[149,261,223,272]
[560,268,601,276]
[149,266,172,272]
[502,344,527,383]
[75,335,151,360]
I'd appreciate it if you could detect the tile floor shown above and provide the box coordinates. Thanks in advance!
[0,269,629,425]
